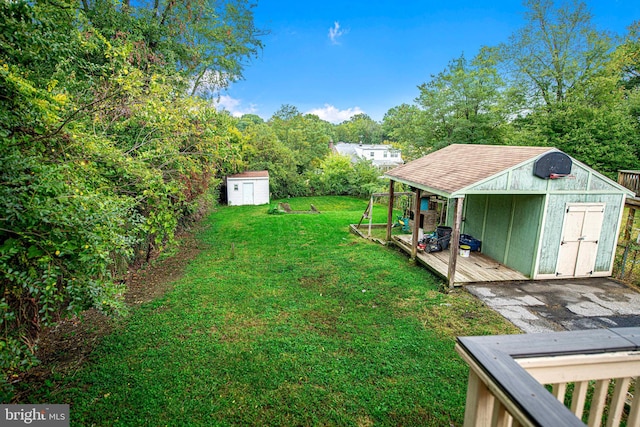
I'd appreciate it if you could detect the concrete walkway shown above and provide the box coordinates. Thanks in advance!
[466,278,640,334]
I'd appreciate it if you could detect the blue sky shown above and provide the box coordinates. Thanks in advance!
[216,0,640,123]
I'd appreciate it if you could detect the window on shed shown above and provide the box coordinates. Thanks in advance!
[370,152,374,157]
[234,184,239,191]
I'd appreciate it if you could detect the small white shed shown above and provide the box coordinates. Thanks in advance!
[226,171,270,206]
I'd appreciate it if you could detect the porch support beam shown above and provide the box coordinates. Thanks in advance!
[411,188,422,260]
[448,196,465,289]
[386,180,395,242]
[624,206,636,242]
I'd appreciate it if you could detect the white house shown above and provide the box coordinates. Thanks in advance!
[332,142,403,170]
[226,171,270,206]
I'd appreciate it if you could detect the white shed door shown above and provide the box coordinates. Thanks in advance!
[242,182,254,205]
[556,203,605,277]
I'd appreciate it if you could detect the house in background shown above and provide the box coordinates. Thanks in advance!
[331,142,403,170]
[226,171,270,206]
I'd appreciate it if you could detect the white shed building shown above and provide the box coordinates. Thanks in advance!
[226,171,270,206]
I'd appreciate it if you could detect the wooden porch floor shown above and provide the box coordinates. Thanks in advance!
[393,235,529,285]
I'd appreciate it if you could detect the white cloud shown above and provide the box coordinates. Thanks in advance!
[328,21,347,45]
[214,95,258,117]
[306,104,364,123]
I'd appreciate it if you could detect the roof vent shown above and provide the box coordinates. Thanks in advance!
[533,152,572,179]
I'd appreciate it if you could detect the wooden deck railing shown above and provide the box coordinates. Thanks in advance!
[618,170,640,197]
[456,328,640,427]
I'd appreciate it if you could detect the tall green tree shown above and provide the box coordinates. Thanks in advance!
[236,113,265,131]
[306,154,383,197]
[612,21,640,90]
[269,108,333,174]
[496,0,612,109]
[415,52,509,148]
[80,0,265,95]
[382,104,430,160]
[511,100,638,177]
[334,113,383,144]
[610,21,640,142]
[498,1,638,174]
[271,104,301,122]
[241,122,307,198]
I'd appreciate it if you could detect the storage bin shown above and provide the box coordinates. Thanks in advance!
[460,234,481,251]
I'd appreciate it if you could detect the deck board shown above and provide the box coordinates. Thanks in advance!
[393,235,529,284]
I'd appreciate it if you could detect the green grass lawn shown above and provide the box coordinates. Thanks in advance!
[34,196,519,426]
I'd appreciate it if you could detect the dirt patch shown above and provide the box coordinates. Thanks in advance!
[11,225,206,402]
[123,228,206,306]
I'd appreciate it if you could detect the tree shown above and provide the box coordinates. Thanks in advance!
[415,52,509,148]
[496,1,638,175]
[495,0,612,109]
[80,0,265,95]
[612,21,640,90]
[306,154,383,197]
[241,122,307,198]
[512,101,639,178]
[0,0,259,395]
[236,113,264,131]
[269,108,333,174]
[607,22,640,161]
[334,113,383,144]
[270,104,301,122]
[382,104,430,160]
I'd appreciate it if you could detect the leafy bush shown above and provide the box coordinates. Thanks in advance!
[0,0,251,397]
[307,154,386,197]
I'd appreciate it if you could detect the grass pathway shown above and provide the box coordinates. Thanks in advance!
[42,196,518,426]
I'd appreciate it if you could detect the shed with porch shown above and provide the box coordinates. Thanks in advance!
[384,144,634,287]
[226,170,270,206]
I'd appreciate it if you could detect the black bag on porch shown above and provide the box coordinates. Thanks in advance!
[436,226,452,250]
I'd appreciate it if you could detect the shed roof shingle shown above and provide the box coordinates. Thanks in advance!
[227,170,269,179]
[385,144,553,195]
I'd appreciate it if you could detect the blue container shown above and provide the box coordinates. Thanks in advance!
[460,234,481,251]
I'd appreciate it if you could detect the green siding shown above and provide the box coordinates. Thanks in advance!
[483,195,512,263]
[538,196,560,275]
[462,194,543,277]
[505,195,544,277]
[547,163,590,192]
[446,198,456,227]
[471,172,509,191]
[510,163,548,192]
[463,158,625,195]
[593,195,624,271]
[537,194,624,275]
[589,174,616,191]
[462,195,487,238]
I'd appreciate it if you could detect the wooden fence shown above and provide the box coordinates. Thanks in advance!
[614,171,640,284]
[619,170,640,197]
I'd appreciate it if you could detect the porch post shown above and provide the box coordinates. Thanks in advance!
[386,180,395,242]
[367,194,374,237]
[448,196,465,289]
[411,188,422,260]
[624,207,636,242]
